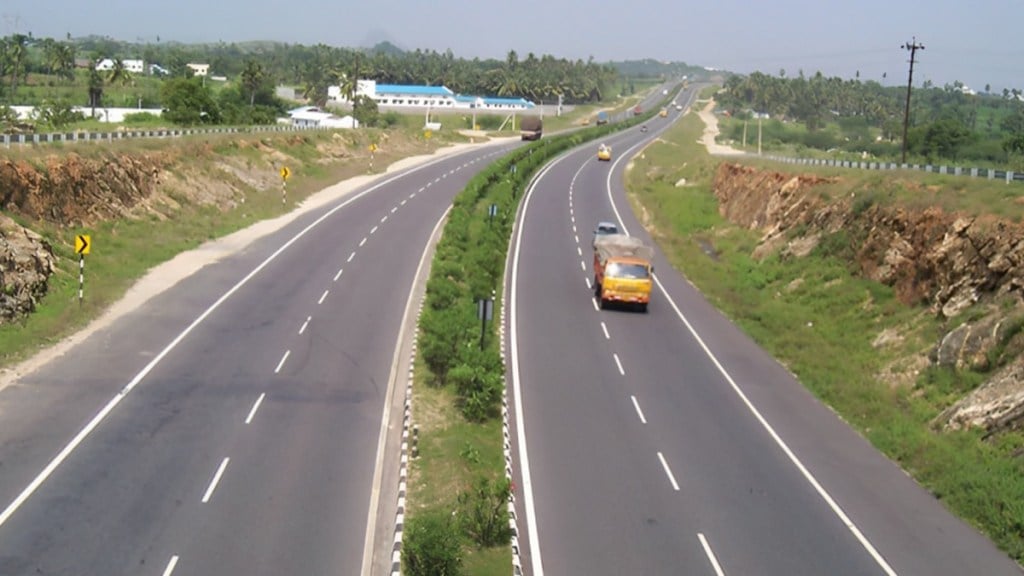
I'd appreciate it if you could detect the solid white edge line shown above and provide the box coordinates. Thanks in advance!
[613,353,625,375]
[698,532,726,576]
[299,316,311,335]
[360,204,453,576]
[162,555,180,576]
[0,148,478,529]
[274,350,290,374]
[601,322,610,339]
[245,393,266,424]
[604,90,899,576]
[657,451,681,491]
[201,457,230,503]
[631,395,647,424]
[318,290,329,305]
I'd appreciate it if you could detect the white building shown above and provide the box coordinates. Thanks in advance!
[327,80,535,111]
[94,59,144,73]
[283,106,359,129]
[186,63,210,77]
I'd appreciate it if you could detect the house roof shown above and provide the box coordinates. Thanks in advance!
[480,96,535,107]
[376,84,454,96]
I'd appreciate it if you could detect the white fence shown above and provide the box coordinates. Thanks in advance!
[764,155,1024,184]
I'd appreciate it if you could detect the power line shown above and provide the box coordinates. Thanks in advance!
[901,37,924,165]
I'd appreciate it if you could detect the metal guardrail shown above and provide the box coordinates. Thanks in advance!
[0,124,333,147]
[763,154,1024,184]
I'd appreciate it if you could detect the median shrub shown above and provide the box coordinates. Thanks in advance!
[458,476,513,547]
[403,509,464,576]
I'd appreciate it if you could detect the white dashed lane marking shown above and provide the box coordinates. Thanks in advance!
[201,457,230,503]
[162,555,179,576]
[658,452,680,491]
[613,353,625,375]
[334,268,343,281]
[299,316,311,334]
[631,395,647,424]
[245,393,266,424]
[318,290,329,305]
[274,350,290,374]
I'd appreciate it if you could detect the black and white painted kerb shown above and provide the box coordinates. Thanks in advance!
[390,298,423,576]
[499,294,525,576]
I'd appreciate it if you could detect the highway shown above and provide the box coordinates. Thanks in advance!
[0,141,515,575]
[507,84,1023,575]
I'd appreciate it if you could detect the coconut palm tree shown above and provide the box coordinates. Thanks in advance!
[240,59,265,107]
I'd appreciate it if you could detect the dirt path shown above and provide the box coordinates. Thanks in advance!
[0,140,493,389]
[695,99,745,156]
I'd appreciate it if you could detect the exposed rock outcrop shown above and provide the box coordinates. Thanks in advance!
[712,163,1024,435]
[0,214,54,321]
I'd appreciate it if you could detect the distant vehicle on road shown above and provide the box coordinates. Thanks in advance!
[597,144,612,161]
[596,111,609,125]
[633,105,643,116]
[520,116,542,141]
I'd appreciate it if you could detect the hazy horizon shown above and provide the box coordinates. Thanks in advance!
[2,0,1021,92]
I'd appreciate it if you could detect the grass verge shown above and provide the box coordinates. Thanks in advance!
[625,111,1024,562]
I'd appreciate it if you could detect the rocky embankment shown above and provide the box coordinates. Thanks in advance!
[714,163,1024,435]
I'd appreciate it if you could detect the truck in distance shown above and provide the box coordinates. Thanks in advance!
[596,111,609,125]
[520,116,543,141]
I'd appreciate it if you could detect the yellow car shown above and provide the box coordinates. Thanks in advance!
[597,144,612,161]
[659,108,668,118]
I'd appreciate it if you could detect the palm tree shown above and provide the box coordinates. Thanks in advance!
[6,34,29,99]
[240,59,265,107]
[88,67,104,117]
[107,58,134,87]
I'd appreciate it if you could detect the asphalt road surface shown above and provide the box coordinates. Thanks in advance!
[506,84,1023,575]
[0,141,517,575]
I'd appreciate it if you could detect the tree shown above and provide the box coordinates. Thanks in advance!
[88,67,105,117]
[240,59,265,107]
[107,58,134,87]
[5,34,29,99]
[161,77,221,125]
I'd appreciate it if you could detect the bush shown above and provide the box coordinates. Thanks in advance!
[122,112,162,125]
[457,476,513,547]
[403,510,463,576]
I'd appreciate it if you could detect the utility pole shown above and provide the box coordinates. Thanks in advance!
[900,37,924,164]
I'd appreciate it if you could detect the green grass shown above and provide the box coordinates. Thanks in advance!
[407,363,511,572]
[625,111,1024,563]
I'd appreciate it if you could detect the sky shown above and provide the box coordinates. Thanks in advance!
[3,0,1021,92]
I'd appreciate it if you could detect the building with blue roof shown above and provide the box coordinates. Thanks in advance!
[328,80,534,111]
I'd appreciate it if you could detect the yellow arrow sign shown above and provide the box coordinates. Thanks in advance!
[280,166,291,180]
[75,234,91,255]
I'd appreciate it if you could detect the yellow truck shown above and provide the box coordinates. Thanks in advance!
[592,234,654,312]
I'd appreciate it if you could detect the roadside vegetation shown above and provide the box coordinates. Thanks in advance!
[624,96,1024,561]
[716,71,1024,170]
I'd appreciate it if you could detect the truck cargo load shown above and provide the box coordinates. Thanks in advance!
[592,234,654,312]
[520,116,543,141]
